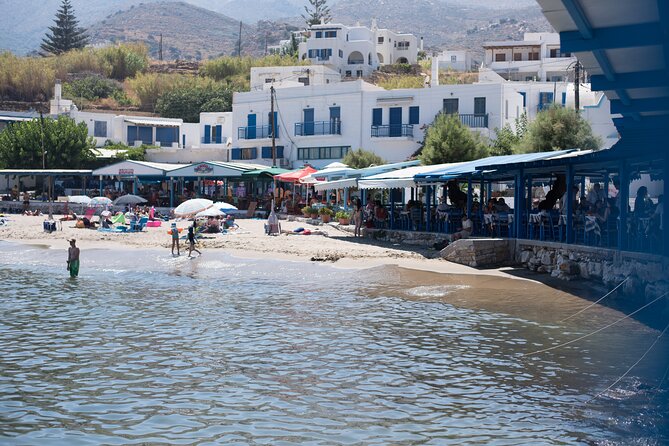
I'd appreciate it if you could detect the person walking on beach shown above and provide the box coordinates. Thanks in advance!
[170,222,180,256]
[67,239,80,278]
[187,221,201,258]
[353,200,363,237]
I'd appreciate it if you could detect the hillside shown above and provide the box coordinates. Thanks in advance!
[88,2,298,60]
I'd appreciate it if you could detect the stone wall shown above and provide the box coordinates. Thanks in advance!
[440,238,515,268]
[516,240,669,309]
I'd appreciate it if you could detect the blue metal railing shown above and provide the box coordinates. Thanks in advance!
[459,113,489,128]
[295,120,342,136]
[237,125,275,140]
[371,124,414,138]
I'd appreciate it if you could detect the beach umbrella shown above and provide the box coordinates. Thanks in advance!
[89,196,112,207]
[195,207,226,218]
[113,194,147,206]
[68,195,91,204]
[174,198,213,217]
[213,201,238,211]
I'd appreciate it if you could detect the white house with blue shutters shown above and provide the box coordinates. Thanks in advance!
[230,79,528,168]
[298,20,419,79]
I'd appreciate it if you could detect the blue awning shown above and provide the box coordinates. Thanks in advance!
[414,150,577,182]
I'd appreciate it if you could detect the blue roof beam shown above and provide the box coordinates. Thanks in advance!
[560,23,664,52]
[659,0,669,67]
[610,96,669,114]
[562,0,593,39]
[613,115,669,130]
[591,70,669,90]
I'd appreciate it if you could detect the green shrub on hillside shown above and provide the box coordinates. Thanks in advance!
[98,43,149,80]
[156,83,232,122]
[200,55,307,91]
[125,73,184,112]
[377,75,425,90]
[0,52,56,101]
[63,76,122,101]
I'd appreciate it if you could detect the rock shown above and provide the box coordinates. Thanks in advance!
[541,251,554,266]
[520,250,532,264]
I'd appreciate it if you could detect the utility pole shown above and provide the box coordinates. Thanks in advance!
[270,86,276,168]
[574,61,580,111]
[237,21,242,57]
[159,33,163,61]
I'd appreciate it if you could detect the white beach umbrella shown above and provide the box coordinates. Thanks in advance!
[196,207,226,218]
[89,196,113,207]
[174,198,213,217]
[213,201,238,211]
[68,195,91,204]
[113,194,147,206]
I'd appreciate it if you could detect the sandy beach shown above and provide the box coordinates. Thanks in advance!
[0,214,527,279]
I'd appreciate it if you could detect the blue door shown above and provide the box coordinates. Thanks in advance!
[127,125,153,145]
[330,106,340,134]
[303,108,314,136]
[389,107,402,137]
[247,114,256,139]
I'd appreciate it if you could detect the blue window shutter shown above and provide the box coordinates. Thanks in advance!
[277,146,284,158]
[409,106,419,125]
[262,147,271,158]
[204,125,211,143]
[316,31,322,38]
[251,148,258,159]
[215,125,222,143]
[561,92,566,106]
[519,91,526,107]
[231,148,241,160]
[372,108,382,126]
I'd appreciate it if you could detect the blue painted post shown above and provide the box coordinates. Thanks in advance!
[566,164,574,244]
[344,188,349,210]
[99,176,103,197]
[426,185,432,232]
[604,171,609,200]
[467,178,473,219]
[664,157,669,257]
[169,178,174,208]
[515,170,524,239]
[580,176,586,202]
[618,161,629,251]
[390,197,395,229]
[133,178,137,195]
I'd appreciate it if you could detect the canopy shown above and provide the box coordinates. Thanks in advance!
[301,166,356,184]
[124,117,181,127]
[93,160,187,177]
[314,177,359,192]
[241,167,291,177]
[312,160,421,191]
[359,163,463,189]
[166,161,266,178]
[274,166,318,183]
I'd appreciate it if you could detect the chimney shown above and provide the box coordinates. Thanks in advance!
[371,18,378,30]
[54,81,62,101]
[420,37,424,51]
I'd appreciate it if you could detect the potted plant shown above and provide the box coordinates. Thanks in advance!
[319,206,334,223]
[301,205,315,218]
[336,210,351,225]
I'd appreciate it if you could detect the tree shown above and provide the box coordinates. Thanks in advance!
[519,105,602,153]
[490,113,527,156]
[419,113,489,165]
[0,116,95,169]
[342,148,385,169]
[41,0,89,55]
[303,0,331,27]
[156,85,232,123]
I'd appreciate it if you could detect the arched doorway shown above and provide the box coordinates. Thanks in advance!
[348,51,364,65]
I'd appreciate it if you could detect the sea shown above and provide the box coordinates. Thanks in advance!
[0,240,667,445]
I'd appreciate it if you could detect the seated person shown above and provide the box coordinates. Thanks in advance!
[59,211,77,221]
[436,197,450,219]
[448,216,473,242]
[494,197,511,213]
[374,201,388,227]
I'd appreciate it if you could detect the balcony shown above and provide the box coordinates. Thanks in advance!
[371,124,414,138]
[295,120,342,136]
[237,125,275,140]
[459,113,489,128]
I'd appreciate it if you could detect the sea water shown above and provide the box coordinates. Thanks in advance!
[0,241,667,445]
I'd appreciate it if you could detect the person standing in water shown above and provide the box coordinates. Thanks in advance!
[170,222,180,256]
[67,239,80,278]
[187,221,201,258]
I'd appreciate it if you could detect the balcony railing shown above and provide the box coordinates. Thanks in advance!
[371,124,414,138]
[458,113,489,128]
[295,120,342,136]
[237,125,275,140]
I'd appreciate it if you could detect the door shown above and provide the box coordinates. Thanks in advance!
[474,97,486,115]
[443,98,459,114]
[247,114,256,139]
[303,108,314,136]
[329,106,341,134]
[389,107,402,137]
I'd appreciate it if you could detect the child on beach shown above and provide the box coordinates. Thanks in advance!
[170,222,180,256]
[67,238,80,278]
[187,222,201,258]
[353,201,363,237]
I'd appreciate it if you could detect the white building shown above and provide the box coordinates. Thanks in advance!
[431,50,475,75]
[482,32,576,82]
[298,20,419,79]
[230,80,525,169]
[250,65,340,91]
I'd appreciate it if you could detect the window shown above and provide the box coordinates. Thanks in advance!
[93,121,107,137]
[549,48,559,58]
[261,146,284,159]
[298,76,310,86]
[397,41,410,49]
[450,55,457,62]
[264,78,275,83]
[356,70,363,78]
[561,92,567,106]
[315,31,322,38]
[298,146,351,160]
[339,49,343,58]
[495,53,506,62]
[231,148,258,160]
[538,92,554,110]
[409,106,419,125]
[513,53,522,61]
[324,30,336,38]
[443,98,459,114]
[529,52,540,60]
[519,91,526,107]
[372,108,382,126]
[550,75,563,82]
[474,97,486,115]
[378,36,384,44]
[345,70,352,77]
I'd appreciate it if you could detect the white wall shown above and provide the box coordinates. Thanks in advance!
[250,66,340,91]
